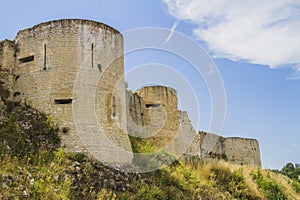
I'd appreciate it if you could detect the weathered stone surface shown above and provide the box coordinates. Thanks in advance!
[136,86,179,150]
[1,19,133,164]
[224,137,261,166]
[0,19,261,167]
[127,85,261,167]
[183,131,261,167]
[0,40,16,100]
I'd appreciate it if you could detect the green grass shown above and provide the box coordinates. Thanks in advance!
[0,102,299,199]
[251,169,288,200]
[292,180,300,193]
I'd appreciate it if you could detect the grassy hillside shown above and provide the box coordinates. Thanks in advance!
[0,101,299,199]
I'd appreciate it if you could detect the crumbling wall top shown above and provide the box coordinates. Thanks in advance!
[136,85,178,108]
[15,19,121,40]
[225,137,258,142]
[137,85,177,95]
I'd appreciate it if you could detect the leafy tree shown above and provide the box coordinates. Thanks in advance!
[281,163,300,181]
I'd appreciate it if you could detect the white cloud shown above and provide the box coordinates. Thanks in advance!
[163,0,300,74]
[287,64,300,80]
[290,143,300,147]
[165,21,179,44]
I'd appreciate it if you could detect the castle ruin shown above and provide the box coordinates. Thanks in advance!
[0,19,261,167]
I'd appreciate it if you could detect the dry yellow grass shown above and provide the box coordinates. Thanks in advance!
[240,165,264,199]
[268,171,300,200]
[186,160,300,199]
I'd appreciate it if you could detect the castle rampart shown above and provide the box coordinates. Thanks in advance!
[2,19,133,164]
[127,85,261,166]
[0,19,261,167]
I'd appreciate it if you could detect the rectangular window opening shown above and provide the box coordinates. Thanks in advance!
[19,55,34,64]
[145,104,160,108]
[54,99,72,105]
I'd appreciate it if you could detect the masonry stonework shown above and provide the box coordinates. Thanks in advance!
[0,19,261,167]
[0,40,16,99]
[137,86,179,150]
[1,19,133,164]
[127,85,261,167]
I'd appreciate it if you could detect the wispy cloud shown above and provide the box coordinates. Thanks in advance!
[164,21,179,44]
[287,64,300,80]
[163,0,300,78]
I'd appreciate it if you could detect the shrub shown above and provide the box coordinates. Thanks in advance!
[66,152,86,163]
[128,135,155,153]
[251,169,288,199]
[210,166,256,199]
[135,183,166,199]
[292,180,300,193]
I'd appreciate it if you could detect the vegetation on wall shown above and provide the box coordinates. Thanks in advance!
[0,99,299,199]
[0,103,60,160]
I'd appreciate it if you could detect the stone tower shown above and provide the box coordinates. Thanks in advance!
[136,86,179,149]
[0,19,262,167]
[127,86,197,157]
[2,19,133,164]
[127,86,261,167]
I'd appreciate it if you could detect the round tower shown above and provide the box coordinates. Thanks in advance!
[13,19,132,164]
[136,86,180,149]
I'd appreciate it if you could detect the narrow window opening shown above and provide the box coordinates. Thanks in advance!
[91,43,94,68]
[112,96,116,117]
[97,64,102,72]
[43,44,47,70]
[15,75,20,81]
[141,113,144,125]
[19,55,34,64]
[145,104,160,108]
[54,99,72,104]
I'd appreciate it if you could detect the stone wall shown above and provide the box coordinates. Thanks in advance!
[6,19,133,164]
[0,19,262,167]
[0,40,16,99]
[171,111,197,157]
[127,88,196,157]
[126,91,145,137]
[224,137,261,166]
[185,131,261,167]
[136,86,179,150]
[127,86,179,151]
[127,85,261,167]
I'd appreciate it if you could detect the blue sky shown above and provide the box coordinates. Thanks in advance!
[1,0,299,169]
